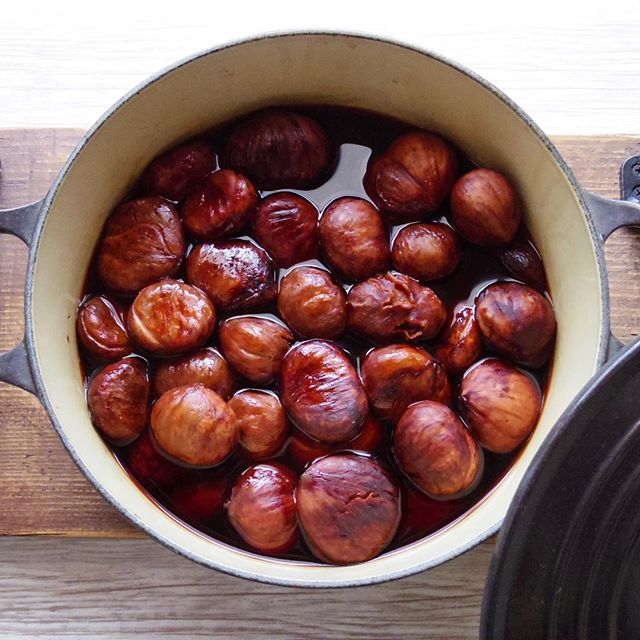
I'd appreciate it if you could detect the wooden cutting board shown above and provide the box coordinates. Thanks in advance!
[1,129,639,538]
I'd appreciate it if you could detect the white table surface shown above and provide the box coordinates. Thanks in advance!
[1,3,640,638]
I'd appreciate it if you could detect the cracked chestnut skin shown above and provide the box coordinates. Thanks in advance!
[450,168,520,246]
[96,197,187,295]
[228,390,288,460]
[393,400,483,499]
[226,463,298,554]
[277,267,347,339]
[296,453,401,564]
[458,359,542,453]
[391,222,462,282]
[151,384,238,467]
[76,295,133,361]
[222,109,333,190]
[364,131,457,219]
[141,139,215,201]
[280,340,368,444]
[347,271,446,343]
[87,357,150,444]
[218,316,294,385]
[475,281,556,367]
[186,240,277,312]
[433,307,482,375]
[253,193,319,267]
[128,279,215,356]
[319,197,390,281]
[499,240,547,292]
[361,344,452,423]
[153,348,236,399]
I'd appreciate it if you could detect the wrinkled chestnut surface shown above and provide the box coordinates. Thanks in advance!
[277,267,347,339]
[361,344,451,423]
[347,271,446,342]
[296,453,401,564]
[394,401,482,499]
[76,295,132,361]
[459,359,542,453]
[475,282,556,367]
[186,240,277,312]
[319,197,389,281]
[433,307,482,375]
[218,316,294,385]
[499,241,547,292]
[97,197,186,294]
[253,193,319,267]
[223,110,332,189]
[227,464,298,554]
[280,340,368,443]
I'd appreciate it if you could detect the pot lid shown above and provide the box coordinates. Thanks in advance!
[481,336,640,639]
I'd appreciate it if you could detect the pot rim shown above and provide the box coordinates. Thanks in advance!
[22,29,610,587]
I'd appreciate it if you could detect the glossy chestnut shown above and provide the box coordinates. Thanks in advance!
[499,240,547,292]
[128,431,185,491]
[76,295,132,361]
[433,307,482,375]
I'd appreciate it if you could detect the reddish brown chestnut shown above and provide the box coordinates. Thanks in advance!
[222,109,332,189]
[150,384,238,467]
[277,267,347,339]
[169,476,230,524]
[458,359,542,453]
[318,197,390,281]
[393,400,482,499]
[128,431,185,491]
[475,281,556,367]
[76,295,132,361]
[96,197,187,295]
[364,131,457,219]
[141,139,215,201]
[128,279,215,356]
[450,169,520,246]
[87,357,150,444]
[433,307,482,375]
[226,464,298,554]
[218,316,294,385]
[361,344,451,423]
[280,340,368,443]
[154,348,236,399]
[499,241,547,292]
[228,390,288,459]
[186,240,277,312]
[253,193,319,267]
[391,222,462,282]
[347,271,446,342]
[296,453,401,564]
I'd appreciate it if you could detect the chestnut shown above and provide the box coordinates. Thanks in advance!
[76,295,132,361]
[226,463,298,554]
[458,358,542,453]
[222,109,332,189]
[141,139,215,201]
[433,307,482,375]
[87,357,150,444]
[450,168,520,246]
[499,241,547,292]
[182,169,258,241]
[228,390,288,459]
[391,222,462,282]
[361,344,451,423]
[253,193,319,267]
[296,453,400,564]
[277,267,347,339]
[128,431,185,491]
[364,131,457,219]
[347,271,446,342]
[169,475,230,524]
[186,240,277,312]
[150,384,238,467]
[128,279,215,356]
[393,400,482,499]
[154,348,236,399]
[475,281,556,367]
[318,197,389,281]
[218,316,294,385]
[280,340,368,443]
[96,197,187,295]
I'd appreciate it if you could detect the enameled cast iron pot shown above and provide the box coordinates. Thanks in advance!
[1,32,639,587]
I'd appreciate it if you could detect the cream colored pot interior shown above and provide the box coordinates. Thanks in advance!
[30,34,603,585]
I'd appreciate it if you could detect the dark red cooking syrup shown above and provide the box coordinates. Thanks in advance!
[80,105,552,561]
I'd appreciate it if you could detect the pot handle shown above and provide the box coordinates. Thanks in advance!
[0,200,43,395]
